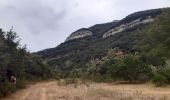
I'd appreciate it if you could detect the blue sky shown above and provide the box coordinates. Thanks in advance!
[0,0,169,52]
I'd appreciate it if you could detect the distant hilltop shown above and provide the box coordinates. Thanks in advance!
[65,9,161,42]
[36,8,168,73]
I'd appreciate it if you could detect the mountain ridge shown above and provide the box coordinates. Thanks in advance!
[36,8,165,72]
[64,9,162,42]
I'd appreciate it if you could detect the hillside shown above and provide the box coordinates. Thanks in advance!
[36,9,163,75]
[1,7,170,99]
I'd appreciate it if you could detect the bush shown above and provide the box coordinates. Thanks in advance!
[109,55,152,82]
[0,79,26,97]
[159,65,170,84]
[152,73,168,87]
[65,78,79,85]
[0,29,56,97]
[16,78,26,89]
[0,81,16,97]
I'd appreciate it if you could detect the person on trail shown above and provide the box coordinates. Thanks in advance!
[6,70,17,84]
[10,75,16,84]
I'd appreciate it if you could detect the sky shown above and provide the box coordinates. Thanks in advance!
[0,0,169,52]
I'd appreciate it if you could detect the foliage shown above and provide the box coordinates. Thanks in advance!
[140,9,170,68]
[37,9,163,77]
[36,8,170,85]
[152,73,168,87]
[80,49,152,83]
[0,81,16,97]
[0,29,55,97]
[79,9,170,84]
[109,55,152,82]
[153,65,170,86]
[139,9,170,86]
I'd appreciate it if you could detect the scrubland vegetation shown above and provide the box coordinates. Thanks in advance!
[0,9,170,99]
[0,29,56,97]
[56,9,170,86]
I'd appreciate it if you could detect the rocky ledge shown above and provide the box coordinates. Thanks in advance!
[103,16,154,38]
[65,29,93,42]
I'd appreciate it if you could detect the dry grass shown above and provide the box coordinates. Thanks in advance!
[2,80,170,100]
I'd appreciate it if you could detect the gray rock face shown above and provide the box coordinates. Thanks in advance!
[103,16,154,38]
[65,30,93,42]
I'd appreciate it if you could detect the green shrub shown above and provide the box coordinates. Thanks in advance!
[16,78,26,89]
[0,81,16,97]
[0,79,26,97]
[159,65,170,83]
[109,55,152,82]
[152,73,168,87]
[0,29,56,97]
[65,78,79,85]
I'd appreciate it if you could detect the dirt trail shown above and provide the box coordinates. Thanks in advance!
[2,81,170,100]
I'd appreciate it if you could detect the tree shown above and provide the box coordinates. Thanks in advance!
[0,28,55,97]
[109,55,152,82]
[140,10,170,68]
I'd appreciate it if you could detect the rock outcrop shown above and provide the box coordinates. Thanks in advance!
[65,29,93,42]
[103,16,154,38]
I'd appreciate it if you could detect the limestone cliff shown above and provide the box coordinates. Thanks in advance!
[103,16,154,38]
[65,29,93,42]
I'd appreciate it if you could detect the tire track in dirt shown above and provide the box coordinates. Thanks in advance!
[19,91,31,100]
[40,88,46,100]
[2,81,170,100]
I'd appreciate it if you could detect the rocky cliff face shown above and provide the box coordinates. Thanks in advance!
[64,9,161,42]
[103,16,154,38]
[65,29,93,42]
